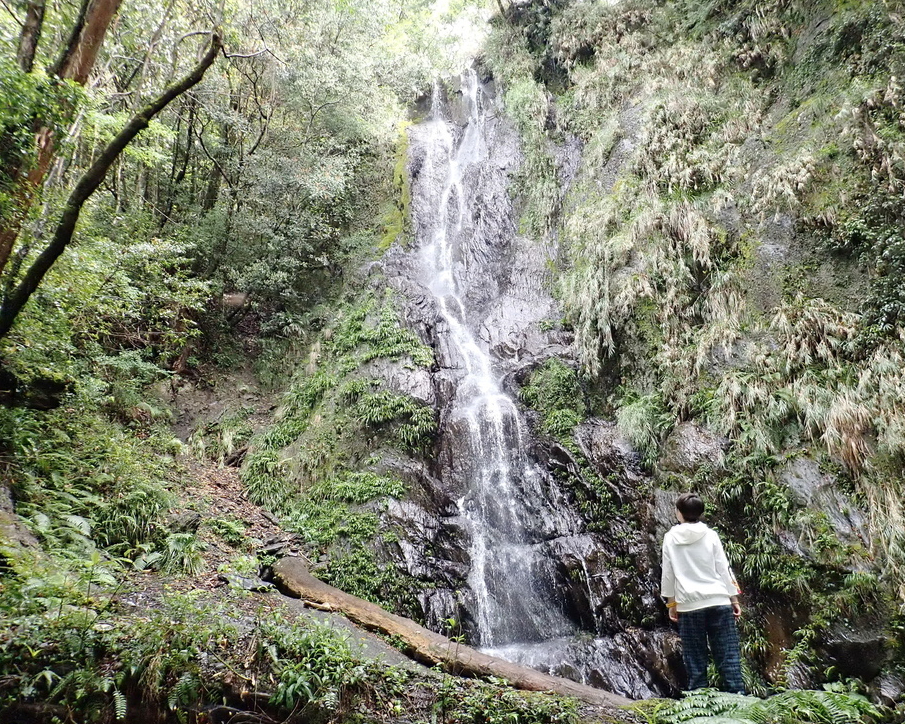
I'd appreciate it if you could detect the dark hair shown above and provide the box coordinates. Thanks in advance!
[676,493,705,523]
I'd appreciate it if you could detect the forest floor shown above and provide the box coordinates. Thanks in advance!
[126,366,640,723]
[122,457,426,671]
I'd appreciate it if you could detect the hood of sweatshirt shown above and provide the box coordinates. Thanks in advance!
[670,521,710,545]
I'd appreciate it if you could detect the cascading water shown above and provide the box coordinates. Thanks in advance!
[397,69,677,698]
[417,72,575,647]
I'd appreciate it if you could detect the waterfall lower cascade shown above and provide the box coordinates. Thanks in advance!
[401,70,674,699]
[417,73,575,648]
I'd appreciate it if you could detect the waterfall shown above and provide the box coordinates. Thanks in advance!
[399,69,675,699]
[416,71,574,647]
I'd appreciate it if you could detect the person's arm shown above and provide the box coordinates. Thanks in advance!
[713,532,742,618]
[665,595,679,622]
[661,538,678,622]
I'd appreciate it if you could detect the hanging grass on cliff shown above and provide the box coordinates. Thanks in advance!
[487,0,905,695]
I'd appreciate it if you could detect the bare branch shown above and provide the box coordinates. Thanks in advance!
[223,48,269,59]
[0,0,24,27]
[194,128,234,188]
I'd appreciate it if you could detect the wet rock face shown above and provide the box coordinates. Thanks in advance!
[872,673,905,707]
[818,622,889,681]
[777,457,867,548]
[358,359,435,407]
[652,489,680,542]
[575,420,646,505]
[483,630,682,700]
[658,422,728,474]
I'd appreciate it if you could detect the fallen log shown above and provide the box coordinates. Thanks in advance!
[272,556,632,708]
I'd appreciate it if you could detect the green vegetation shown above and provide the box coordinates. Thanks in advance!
[0,401,178,561]
[489,0,905,694]
[520,358,586,437]
[4,0,905,717]
[239,291,435,613]
[0,2,494,719]
[189,407,254,465]
[381,122,415,250]
[0,553,583,723]
[633,687,882,724]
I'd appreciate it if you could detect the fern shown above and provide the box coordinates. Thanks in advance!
[645,688,882,724]
[161,533,206,576]
[656,691,760,723]
[113,687,127,720]
[168,671,198,711]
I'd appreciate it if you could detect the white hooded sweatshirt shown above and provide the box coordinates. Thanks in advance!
[661,522,739,612]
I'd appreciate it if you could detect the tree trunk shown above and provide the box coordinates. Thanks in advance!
[272,557,632,708]
[201,161,221,210]
[0,0,124,276]
[16,0,46,73]
[0,34,223,340]
[56,0,124,85]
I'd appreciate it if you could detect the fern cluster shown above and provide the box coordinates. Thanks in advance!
[636,688,882,724]
[242,288,434,507]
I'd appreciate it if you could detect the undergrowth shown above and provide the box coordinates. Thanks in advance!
[632,687,885,724]
[0,555,584,723]
[0,398,181,565]
[240,289,435,614]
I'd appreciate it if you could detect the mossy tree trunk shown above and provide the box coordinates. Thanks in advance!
[0,34,223,340]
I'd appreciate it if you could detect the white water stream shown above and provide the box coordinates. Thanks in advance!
[416,72,573,648]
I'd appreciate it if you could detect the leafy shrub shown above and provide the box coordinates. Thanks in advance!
[269,622,367,713]
[206,516,249,547]
[520,358,585,438]
[189,407,254,464]
[308,470,406,504]
[1,404,175,558]
[615,390,672,463]
[348,387,436,450]
[161,533,206,575]
[242,448,293,509]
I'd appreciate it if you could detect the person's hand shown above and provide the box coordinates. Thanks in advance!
[669,607,679,623]
[732,600,742,619]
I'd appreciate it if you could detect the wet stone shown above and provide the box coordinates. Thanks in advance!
[657,422,727,474]
[217,572,275,592]
[778,457,867,545]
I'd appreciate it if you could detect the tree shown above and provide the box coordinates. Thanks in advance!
[0,34,223,340]
[0,0,126,275]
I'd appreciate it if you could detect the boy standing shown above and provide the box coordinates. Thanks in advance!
[661,493,745,694]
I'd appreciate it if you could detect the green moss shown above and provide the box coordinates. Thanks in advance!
[379,122,413,251]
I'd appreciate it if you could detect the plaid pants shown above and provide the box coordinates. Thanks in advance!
[677,605,745,693]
